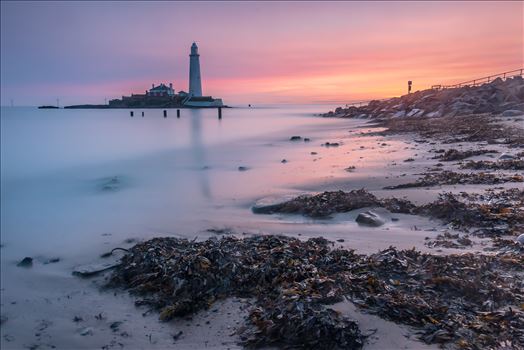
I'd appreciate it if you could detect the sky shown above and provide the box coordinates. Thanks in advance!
[1,1,523,106]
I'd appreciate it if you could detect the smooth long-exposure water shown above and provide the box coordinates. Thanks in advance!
[1,105,431,349]
[2,105,355,258]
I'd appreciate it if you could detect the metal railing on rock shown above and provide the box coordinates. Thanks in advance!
[433,68,523,90]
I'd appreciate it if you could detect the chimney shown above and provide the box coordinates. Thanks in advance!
[169,83,173,89]
[152,84,154,89]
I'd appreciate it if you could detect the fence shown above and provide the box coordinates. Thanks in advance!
[433,68,523,90]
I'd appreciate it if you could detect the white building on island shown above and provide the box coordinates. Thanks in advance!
[184,42,223,107]
[147,83,175,97]
[189,43,202,97]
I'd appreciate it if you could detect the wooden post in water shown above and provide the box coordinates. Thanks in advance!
[218,107,222,119]
[177,109,180,118]
[141,111,144,117]
[163,110,167,118]
[130,111,134,117]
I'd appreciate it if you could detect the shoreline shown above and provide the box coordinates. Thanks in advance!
[2,80,523,349]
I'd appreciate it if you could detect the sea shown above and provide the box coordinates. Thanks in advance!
[0,105,420,349]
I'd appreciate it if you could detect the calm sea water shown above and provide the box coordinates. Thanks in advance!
[1,105,429,349]
[1,105,359,261]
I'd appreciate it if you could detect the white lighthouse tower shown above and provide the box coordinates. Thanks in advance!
[189,42,203,97]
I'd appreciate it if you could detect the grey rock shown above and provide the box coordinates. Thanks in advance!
[499,153,516,160]
[517,234,524,245]
[501,109,524,117]
[80,327,93,336]
[356,211,386,227]
[17,257,33,268]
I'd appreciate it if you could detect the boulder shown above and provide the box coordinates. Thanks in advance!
[499,153,516,160]
[501,109,524,117]
[517,234,524,245]
[406,109,424,117]
[355,211,386,227]
[392,110,406,118]
[17,257,33,268]
[289,136,302,141]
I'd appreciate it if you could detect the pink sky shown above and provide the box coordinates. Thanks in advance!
[1,1,523,105]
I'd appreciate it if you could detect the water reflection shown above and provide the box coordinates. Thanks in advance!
[189,109,211,198]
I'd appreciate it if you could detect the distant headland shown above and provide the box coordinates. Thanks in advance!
[42,43,225,109]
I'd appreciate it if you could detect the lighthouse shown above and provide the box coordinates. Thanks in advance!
[189,42,203,97]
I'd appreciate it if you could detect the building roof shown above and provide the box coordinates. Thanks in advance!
[150,83,173,92]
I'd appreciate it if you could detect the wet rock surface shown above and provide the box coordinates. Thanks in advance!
[16,257,33,268]
[355,211,385,227]
[109,235,523,349]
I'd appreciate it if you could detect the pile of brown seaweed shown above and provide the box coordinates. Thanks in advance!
[435,148,498,161]
[109,235,524,349]
[460,159,524,170]
[252,189,415,217]
[253,189,524,236]
[383,171,523,189]
[109,235,365,349]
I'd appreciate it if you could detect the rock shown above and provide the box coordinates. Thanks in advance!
[238,166,249,171]
[355,211,386,227]
[304,138,311,142]
[324,142,340,147]
[406,109,424,117]
[289,136,302,141]
[109,321,123,332]
[17,257,33,268]
[499,153,516,160]
[501,109,524,117]
[517,234,524,245]
[44,257,60,264]
[392,110,406,118]
[99,176,120,192]
[281,159,288,163]
[80,327,93,336]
